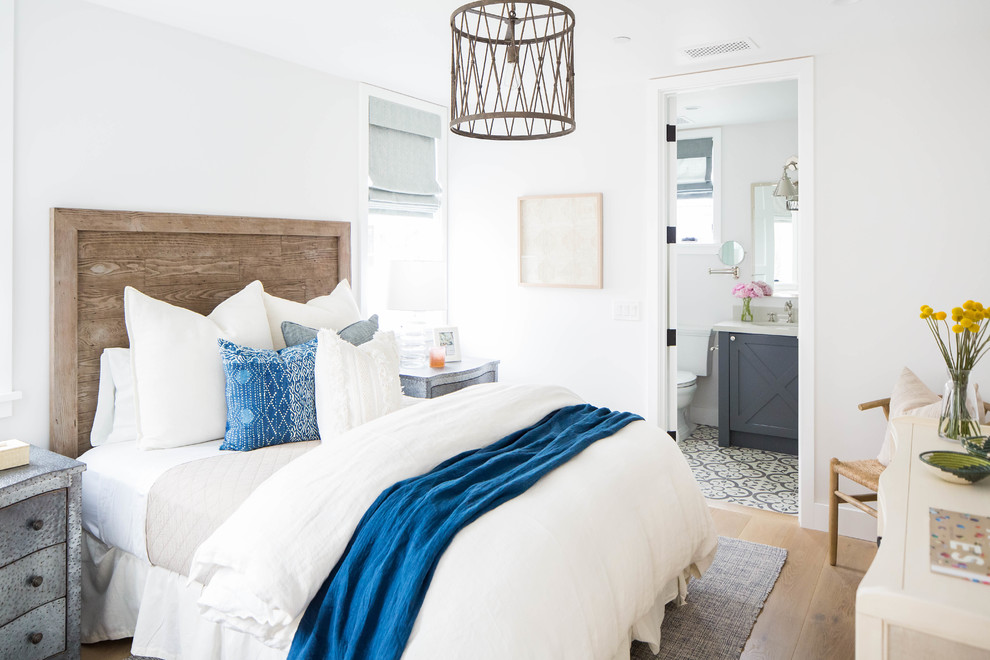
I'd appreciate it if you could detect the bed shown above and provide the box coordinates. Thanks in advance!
[50,208,718,660]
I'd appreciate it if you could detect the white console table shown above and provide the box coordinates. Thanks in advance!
[856,417,990,659]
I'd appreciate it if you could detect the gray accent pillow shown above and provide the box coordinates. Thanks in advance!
[281,314,380,348]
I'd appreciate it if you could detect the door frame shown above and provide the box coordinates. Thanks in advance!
[645,57,817,528]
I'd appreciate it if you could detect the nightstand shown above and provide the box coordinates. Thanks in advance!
[400,357,500,399]
[0,446,85,660]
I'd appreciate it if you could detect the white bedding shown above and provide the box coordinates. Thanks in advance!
[190,383,718,658]
[80,439,224,560]
[79,397,424,562]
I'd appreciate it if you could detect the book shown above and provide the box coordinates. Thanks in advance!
[930,507,990,586]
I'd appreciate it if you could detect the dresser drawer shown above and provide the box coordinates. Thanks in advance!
[0,598,66,660]
[429,370,497,397]
[0,544,67,626]
[0,490,66,566]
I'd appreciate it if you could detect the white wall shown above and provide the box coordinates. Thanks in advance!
[679,119,798,424]
[1,0,359,449]
[448,80,648,413]
[449,4,990,530]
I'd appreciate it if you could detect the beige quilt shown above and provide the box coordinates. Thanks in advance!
[146,440,318,576]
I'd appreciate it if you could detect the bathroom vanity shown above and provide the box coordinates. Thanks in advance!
[715,322,798,454]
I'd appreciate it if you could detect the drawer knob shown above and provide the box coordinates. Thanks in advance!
[29,575,44,588]
[30,519,44,531]
[29,632,43,645]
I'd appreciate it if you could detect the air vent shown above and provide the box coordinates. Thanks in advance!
[678,38,758,62]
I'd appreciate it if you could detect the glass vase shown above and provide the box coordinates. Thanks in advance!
[741,297,754,322]
[938,368,982,442]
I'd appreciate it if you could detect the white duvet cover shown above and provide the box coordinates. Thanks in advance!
[189,383,717,658]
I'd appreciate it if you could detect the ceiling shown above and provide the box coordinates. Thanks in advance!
[82,0,935,105]
[677,80,798,128]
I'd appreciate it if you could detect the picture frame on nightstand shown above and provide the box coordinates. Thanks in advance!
[433,326,461,362]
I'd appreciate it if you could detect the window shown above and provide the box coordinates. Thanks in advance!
[675,128,721,250]
[360,90,447,330]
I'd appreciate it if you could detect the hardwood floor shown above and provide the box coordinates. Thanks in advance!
[709,501,877,660]
[81,502,877,660]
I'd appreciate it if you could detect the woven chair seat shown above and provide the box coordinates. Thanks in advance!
[833,458,884,493]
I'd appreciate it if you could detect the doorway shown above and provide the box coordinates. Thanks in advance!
[645,58,817,528]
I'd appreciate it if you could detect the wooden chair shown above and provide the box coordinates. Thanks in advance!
[828,398,890,566]
[830,397,990,566]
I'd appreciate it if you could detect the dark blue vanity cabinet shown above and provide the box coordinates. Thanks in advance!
[717,331,798,455]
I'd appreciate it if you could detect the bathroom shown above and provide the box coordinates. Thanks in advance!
[673,79,800,515]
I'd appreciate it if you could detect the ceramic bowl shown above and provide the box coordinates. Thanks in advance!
[963,435,990,459]
[919,450,990,485]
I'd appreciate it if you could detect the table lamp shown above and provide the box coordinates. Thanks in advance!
[387,260,445,368]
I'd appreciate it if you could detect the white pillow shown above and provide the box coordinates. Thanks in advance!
[90,347,138,447]
[878,366,986,465]
[106,348,136,444]
[263,280,363,350]
[91,350,116,447]
[125,281,273,450]
[315,328,402,441]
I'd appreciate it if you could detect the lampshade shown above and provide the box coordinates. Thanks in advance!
[450,1,575,140]
[387,260,446,312]
[773,169,797,198]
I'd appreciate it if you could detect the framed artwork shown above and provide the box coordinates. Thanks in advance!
[518,193,603,288]
[433,326,461,362]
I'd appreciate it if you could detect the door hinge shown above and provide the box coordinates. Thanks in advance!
[667,329,676,347]
[666,226,676,244]
[666,124,676,142]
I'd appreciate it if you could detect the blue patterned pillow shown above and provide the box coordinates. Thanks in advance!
[218,338,319,451]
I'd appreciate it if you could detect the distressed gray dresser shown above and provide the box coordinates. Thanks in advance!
[400,357,500,399]
[0,446,85,660]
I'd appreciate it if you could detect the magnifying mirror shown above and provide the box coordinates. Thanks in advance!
[718,240,745,267]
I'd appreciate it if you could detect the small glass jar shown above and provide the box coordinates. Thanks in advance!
[429,346,446,369]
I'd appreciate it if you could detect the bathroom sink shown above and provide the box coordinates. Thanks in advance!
[713,320,799,337]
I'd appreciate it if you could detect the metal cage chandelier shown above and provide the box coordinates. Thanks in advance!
[450,1,575,140]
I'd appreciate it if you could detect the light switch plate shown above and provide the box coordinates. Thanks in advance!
[613,301,641,321]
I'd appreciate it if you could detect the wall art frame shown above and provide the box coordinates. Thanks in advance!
[518,193,603,289]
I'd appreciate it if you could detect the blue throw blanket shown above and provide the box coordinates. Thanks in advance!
[287,403,642,660]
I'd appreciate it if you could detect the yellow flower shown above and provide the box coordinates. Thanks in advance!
[962,318,974,328]
[952,324,965,333]
[952,307,964,316]
[953,314,963,322]
[964,300,976,310]
[975,302,985,311]
[934,311,947,321]
[920,304,931,312]
[968,325,980,333]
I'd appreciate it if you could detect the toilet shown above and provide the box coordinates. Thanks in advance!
[676,327,714,441]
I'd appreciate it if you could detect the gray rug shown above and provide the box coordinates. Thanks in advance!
[633,536,787,660]
[128,536,785,660]
[680,425,798,514]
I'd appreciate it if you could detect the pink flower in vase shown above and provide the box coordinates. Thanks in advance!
[732,281,774,299]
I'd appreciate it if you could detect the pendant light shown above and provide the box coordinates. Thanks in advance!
[450,1,575,140]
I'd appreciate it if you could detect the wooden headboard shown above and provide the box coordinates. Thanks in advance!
[50,208,351,458]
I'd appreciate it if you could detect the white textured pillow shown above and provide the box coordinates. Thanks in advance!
[263,280,363,350]
[315,328,402,441]
[125,281,273,450]
[877,366,985,465]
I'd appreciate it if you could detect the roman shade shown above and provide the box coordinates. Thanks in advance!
[677,137,713,199]
[369,97,443,218]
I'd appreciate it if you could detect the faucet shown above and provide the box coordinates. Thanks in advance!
[784,300,795,323]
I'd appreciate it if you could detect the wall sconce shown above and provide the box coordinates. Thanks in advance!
[773,156,799,211]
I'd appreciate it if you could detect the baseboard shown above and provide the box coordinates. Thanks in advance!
[809,501,877,541]
[690,406,717,427]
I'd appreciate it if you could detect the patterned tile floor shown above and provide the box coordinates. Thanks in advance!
[679,425,798,514]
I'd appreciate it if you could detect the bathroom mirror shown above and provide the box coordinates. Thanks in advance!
[752,182,797,293]
[718,240,745,266]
